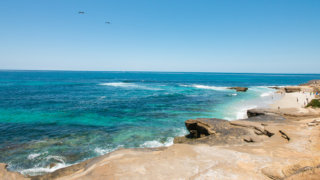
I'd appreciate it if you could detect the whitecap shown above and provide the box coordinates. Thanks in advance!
[99,82,161,90]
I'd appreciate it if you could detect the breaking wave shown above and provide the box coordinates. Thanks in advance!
[20,155,69,176]
[99,82,162,90]
[181,84,229,91]
[139,137,174,148]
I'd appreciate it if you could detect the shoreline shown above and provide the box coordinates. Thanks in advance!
[1,81,320,179]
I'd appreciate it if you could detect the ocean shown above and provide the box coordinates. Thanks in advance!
[1,70,320,175]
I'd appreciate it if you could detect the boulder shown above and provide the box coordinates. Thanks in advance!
[228,87,248,92]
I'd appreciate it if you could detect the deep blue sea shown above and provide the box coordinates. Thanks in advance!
[1,71,320,175]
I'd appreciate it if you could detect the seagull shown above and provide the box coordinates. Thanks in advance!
[78,11,85,14]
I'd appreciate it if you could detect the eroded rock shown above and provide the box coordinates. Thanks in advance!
[174,118,274,145]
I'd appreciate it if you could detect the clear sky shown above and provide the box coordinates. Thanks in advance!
[0,0,319,73]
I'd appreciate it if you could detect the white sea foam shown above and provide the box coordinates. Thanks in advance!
[181,84,229,91]
[94,147,115,156]
[45,155,66,163]
[140,137,174,148]
[99,82,161,90]
[20,163,69,176]
[27,153,41,160]
[21,155,69,176]
[236,105,258,120]
[27,151,48,160]
[260,92,272,97]
[139,128,187,148]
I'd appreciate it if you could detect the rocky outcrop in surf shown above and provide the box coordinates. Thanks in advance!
[227,87,248,92]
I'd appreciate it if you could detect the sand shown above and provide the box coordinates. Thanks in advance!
[271,92,315,109]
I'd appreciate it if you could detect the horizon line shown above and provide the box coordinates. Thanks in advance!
[0,69,320,75]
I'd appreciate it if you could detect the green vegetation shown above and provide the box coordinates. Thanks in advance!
[306,99,320,108]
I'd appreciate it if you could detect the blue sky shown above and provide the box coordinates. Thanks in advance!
[0,0,319,73]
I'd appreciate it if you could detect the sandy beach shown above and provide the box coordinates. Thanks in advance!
[1,82,320,180]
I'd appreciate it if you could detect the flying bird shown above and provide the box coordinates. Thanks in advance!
[78,11,85,14]
[105,21,111,24]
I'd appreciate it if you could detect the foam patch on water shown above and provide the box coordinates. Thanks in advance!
[260,92,272,97]
[94,147,118,156]
[20,155,69,176]
[27,153,41,160]
[219,86,280,120]
[236,105,258,120]
[20,163,69,176]
[27,151,48,160]
[139,128,187,148]
[181,84,229,91]
[139,137,174,148]
[99,82,161,90]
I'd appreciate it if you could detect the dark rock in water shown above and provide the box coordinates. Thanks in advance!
[247,109,268,117]
[228,87,248,92]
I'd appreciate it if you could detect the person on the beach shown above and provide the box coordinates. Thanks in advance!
[278,106,280,110]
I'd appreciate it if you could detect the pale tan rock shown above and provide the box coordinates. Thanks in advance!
[0,163,29,180]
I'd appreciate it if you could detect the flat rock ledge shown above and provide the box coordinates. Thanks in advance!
[173,116,281,145]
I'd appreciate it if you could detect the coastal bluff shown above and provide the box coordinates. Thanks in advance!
[1,82,320,180]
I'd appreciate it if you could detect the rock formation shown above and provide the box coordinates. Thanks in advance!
[228,87,248,92]
[284,86,301,93]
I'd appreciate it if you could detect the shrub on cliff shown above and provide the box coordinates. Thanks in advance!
[306,99,320,108]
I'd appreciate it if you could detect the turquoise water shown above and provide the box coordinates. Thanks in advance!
[1,71,320,175]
